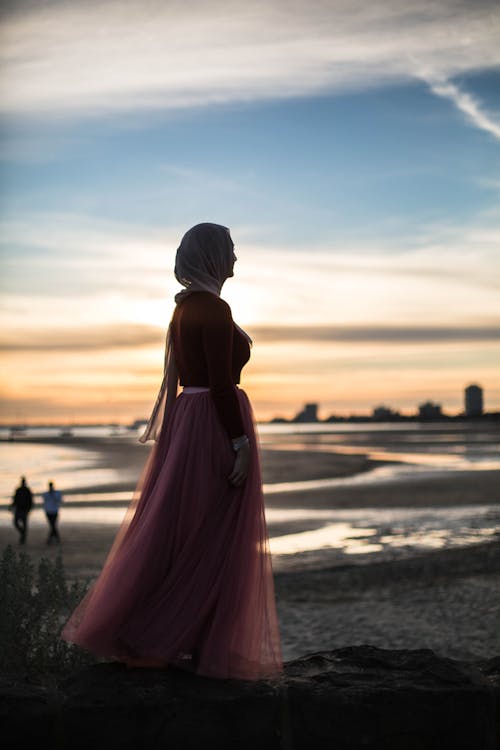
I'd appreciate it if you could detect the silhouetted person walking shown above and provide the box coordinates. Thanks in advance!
[42,481,63,545]
[10,476,33,544]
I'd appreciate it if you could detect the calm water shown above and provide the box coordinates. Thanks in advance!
[1,421,499,566]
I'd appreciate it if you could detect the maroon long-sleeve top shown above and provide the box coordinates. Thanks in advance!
[171,291,251,439]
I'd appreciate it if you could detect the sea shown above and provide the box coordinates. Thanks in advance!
[1,421,499,570]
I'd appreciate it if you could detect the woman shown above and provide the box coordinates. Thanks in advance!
[60,222,283,681]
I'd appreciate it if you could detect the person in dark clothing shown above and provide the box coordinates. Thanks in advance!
[10,476,33,544]
[60,223,283,680]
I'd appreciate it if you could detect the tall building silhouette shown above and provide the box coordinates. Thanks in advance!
[294,403,319,423]
[464,384,483,417]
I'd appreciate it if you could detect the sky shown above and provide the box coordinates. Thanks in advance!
[1,0,499,423]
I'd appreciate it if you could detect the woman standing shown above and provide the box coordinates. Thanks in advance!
[60,223,283,681]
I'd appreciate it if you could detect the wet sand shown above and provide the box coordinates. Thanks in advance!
[2,522,499,663]
[1,434,386,495]
[267,469,500,509]
[2,435,499,662]
[0,438,394,579]
[5,434,499,509]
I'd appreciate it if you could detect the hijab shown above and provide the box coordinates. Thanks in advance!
[138,223,253,443]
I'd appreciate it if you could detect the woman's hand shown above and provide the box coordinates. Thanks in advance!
[228,441,250,487]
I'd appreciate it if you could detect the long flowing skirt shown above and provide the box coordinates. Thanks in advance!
[60,387,283,680]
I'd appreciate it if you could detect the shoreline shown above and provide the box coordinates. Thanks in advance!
[3,435,500,507]
[1,434,396,497]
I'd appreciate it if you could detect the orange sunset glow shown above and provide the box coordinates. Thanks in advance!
[1,229,499,424]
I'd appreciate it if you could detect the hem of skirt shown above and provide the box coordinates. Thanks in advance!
[61,632,283,681]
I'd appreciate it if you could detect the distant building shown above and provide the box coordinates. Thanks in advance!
[464,384,483,417]
[293,403,319,423]
[418,401,442,420]
[372,405,400,421]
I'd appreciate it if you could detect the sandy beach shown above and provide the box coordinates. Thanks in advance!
[1,432,499,663]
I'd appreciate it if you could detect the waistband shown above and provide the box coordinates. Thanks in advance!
[182,386,210,393]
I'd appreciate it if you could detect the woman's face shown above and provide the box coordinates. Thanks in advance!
[228,239,237,278]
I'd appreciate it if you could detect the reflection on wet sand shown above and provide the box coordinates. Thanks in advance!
[1,422,499,573]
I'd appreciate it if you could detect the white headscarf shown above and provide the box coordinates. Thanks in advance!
[138,223,253,443]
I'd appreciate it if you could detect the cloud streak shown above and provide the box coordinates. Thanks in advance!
[1,0,499,126]
[0,323,162,352]
[249,325,500,344]
[2,322,499,353]
[423,75,500,141]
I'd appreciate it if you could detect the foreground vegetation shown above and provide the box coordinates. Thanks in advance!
[0,545,98,681]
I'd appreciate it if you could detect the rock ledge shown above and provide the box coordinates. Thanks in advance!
[1,645,499,749]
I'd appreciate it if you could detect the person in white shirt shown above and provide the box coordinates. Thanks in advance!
[42,480,63,545]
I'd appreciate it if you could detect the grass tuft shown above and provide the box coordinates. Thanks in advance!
[0,544,97,680]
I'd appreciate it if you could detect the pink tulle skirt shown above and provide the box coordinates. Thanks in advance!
[60,387,283,681]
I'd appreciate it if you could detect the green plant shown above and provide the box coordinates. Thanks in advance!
[0,544,97,679]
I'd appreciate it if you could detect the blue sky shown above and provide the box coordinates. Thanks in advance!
[1,0,499,421]
[2,78,499,242]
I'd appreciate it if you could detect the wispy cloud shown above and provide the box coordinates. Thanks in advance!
[0,213,181,302]
[422,75,500,141]
[1,0,499,125]
[159,163,261,198]
[477,177,500,191]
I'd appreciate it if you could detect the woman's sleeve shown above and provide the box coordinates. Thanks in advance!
[202,299,246,440]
